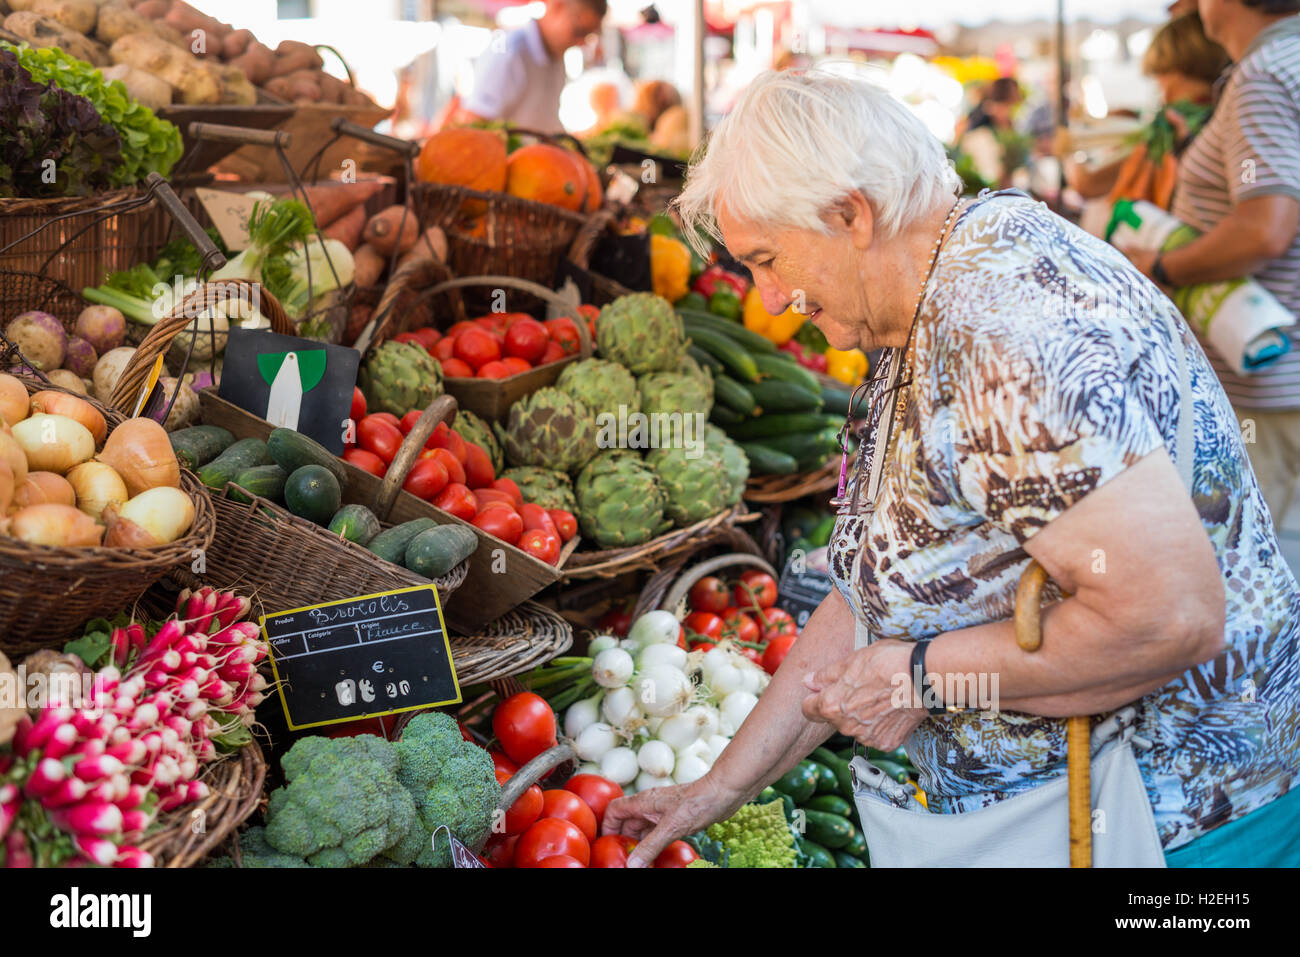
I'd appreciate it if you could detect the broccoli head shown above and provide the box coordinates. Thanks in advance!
[264,735,416,868]
[387,712,501,867]
[703,799,799,868]
[236,826,311,868]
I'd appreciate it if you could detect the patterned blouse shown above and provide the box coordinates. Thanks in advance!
[827,192,1300,851]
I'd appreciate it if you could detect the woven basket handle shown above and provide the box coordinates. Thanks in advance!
[420,276,593,357]
[355,254,461,356]
[658,553,777,615]
[495,743,576,817]
[108,280,293,415]
[567,206,619,270]
[371,393,458,521]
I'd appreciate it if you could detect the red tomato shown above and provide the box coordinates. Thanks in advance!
[688,576,731,614]
[428,424,468,463]
[349,387,366,424]
[433,337,457,361]
[500,312,535,329]
[499,356,532,375]
[357,417,403,464]
[677,625,687,650]
[518,528,561,565]
[692,641,716,653]
[495,768,544,836]
[596,602,633,637]
[369,412,401,429]
[544,317,582,355]
[427,448,466,486]
[518,503,556,534]
[492,692,557,766]
[463,442,495,489]
[474,488,516,508]
[762,632,798,675]
[562,774,623,828]
[399,409,422,435]
[482,832,518,868]
[403,458,449,500]
[342,447,386,477]
[547,508,578,542]
[514,818,589,868]
[589,834,637,868]
[684,611,725,640]
[740,646,763,666]
[577,303,600,342]
[757,607,798,642]
[733,570,778,610]
[476,360,513,379]
[722,607,761,645]
[410,327,441,350]
[654,840,699,868]
[473,504,523,545]
[492,478,524,508]
[540,790,597,843]
[433,482,478,521]
[540,341,567,364]
[504,318,548,363]
[535,854,585,868]
[441,357,474,378]
[394,331,421,347]
[455,328,501,370]
[491,750,518,776]
[446,320,478,339]
[473,314,505,332]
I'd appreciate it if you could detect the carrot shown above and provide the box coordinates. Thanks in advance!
[396,226,448,271]
[323,204,367,251]
[296,182,378,229]
[1152,153,1178,210]
[362,205,419,257]
[352,244,386,289]
[1107,144,1148,204]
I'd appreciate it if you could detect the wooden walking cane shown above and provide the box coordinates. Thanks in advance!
[1014,560,1092,868]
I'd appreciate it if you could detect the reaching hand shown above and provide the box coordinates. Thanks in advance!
[601,775,746,868]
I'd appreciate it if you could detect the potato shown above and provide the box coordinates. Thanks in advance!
[133,0,170,17]
[174,63,223,104]
[270,39,322,77]
[100,62,173,110]
[229,40,274,85]
[109,31,193,83]
[32,0,96,34]
[221,26,251,58]
[217,63,255,105]
[5,11,109,64]
[95,2,150,43]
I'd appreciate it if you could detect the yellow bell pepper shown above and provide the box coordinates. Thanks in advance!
[825,347,869,386]
[650,234,690,303]
[912,781,928,809]
[742,287,805,345]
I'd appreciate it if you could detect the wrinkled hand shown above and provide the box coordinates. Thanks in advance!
[1118,245,1171,293]
[800,639,926,751]
[601,775,745,868]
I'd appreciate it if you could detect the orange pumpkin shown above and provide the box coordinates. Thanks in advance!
[416,128,507,193]
[505,143,585,212]
[577,155,603,213]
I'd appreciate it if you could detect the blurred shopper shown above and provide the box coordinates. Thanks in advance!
[956,77,1027,188]
[1123,0,1300,525]
[455,0,606,133]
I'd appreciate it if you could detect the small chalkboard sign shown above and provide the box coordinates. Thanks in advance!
[776,546,835,629]
[260,584,461,730]
[433,826,485,868]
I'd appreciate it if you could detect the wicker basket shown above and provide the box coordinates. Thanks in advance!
[0,378,217,656]
[630,525,772,618]
[744,457,843,504]
[0,271,87,332]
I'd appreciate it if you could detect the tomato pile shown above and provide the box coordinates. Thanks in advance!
[342,388,575,565]
[482,692,699,868]
[393,307,599,380]
[681,570,799,675]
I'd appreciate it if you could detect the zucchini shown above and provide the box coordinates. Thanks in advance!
[797,838,836,868]
[843,826,868,859]
[803,809,854,849]
[834,850,868,868]
[267,428,348,490]
[820,382,867,418]
[713,374,757,415]
[683,326,760,382]
[677,308,777,353]
[709,404,745,427]
[757,786,779,805]
[747,379,823,413]
[751,429,839,465]
[283,465,341,525]
[366,518,437,564]
[404,524,477,578]
[809,760,839,795]
[803,794,854,817]
[328,504,382,546]
[687,345,724,374]
[198,438,271,489]
[169,425,234,470]
[812,747,855,798]
[752,353,822,393]
[771,761,818,804]
[227,464,288,504]
[726,413,841,441]
[737,443,798,476]
[867,746,910,765]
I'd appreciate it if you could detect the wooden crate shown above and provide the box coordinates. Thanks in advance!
[443,355,579,421]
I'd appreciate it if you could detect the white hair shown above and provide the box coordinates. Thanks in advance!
[676,68,961,257]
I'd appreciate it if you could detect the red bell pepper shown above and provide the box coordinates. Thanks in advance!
[692,265,748,299]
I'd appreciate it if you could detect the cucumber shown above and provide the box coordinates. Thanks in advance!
[808,760,839,795]
[366,518,437,564]
[726,413,841,441]
[283,465,341,525]
[683,326,760,382]
[267,428,348,490]
[404,525,477,578]
[709,404,745,427]
[750,430,839,464]
[797,838,836,868]
[198,438,271,489]
[169,425,234,470]
[757,786,779,805]
[812,747,855,799]
[803,794,854,817]
[328,504,382,546]
[843,826,868,859]
[820,382,867,418]
[737,443,798,476]
[687,345,724,374]
[747,379,823,413]
[834,850,868,868]
[713,374,757,415]
[752,353,822,393]
[771,761,819,804]
[227,464,288,504]
[677,308,778,353]
[803,809,854,848]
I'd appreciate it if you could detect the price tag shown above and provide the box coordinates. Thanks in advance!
[776,546,834,629]
[195,188,263,251]
[260,584,461,731]
[433,826,485,868]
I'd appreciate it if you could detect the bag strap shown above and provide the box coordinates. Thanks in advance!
[1174,333,1195,493]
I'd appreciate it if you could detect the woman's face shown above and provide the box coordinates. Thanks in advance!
[1154,70,1213,104]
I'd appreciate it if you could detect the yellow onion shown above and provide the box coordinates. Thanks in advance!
[0,461,12,513]
[12,414,94,475]
[112,486,194,545]
[96,418,179,496]
[29,391,107,445]
[0,432,27,487]
[0,374,26,427]
[2,504,103,547]
[13,471,76,509]
[65,461,128,522]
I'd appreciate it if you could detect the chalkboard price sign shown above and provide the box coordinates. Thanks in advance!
[776,546,835,628]
[260,584,461,731]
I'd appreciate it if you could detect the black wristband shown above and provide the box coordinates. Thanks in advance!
[1152,254,1172,287]
[909,639,946,716]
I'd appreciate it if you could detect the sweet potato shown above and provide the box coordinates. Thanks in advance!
[299,181,384,229]
[133,0,171,17]
[5,11,108,64]
[396,226,448,272]
[270,39,323,77]
[32,0,97,35]
[323,204,367,252]
[362,205,419,257]
[229,40,274,86]
[163,0,226,37]
[221,27,252,58]
[265,72,319,103]
[352,245,386,290]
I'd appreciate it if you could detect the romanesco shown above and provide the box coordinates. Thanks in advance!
[704,799,799,868]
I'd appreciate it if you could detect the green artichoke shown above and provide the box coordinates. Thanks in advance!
[646,444,731,526]
[678,352,714,391]
[596,292,687,375]
[500,467,576,512]
[705,424,749,506]
[575,450,671,548]
[494,387,598,473]
[451,409,504,473]
[556,358,640,421]
[638,370,713,419]
[359,341,443,417]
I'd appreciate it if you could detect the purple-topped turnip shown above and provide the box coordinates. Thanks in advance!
[5,312,66,371]
[74,305,126,356]
[62,337,99,378]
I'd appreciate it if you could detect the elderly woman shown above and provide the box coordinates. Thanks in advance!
[605,69,1300,867]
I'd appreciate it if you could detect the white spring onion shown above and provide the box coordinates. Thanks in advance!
[719,691,759,736]
[564,694,602,739]
[656,712,703,752]
[637,643,687,671]
[636,664,695,718]
[709,663,744,698]
[684,704,720,740]
[635,770,674,791]
[588,634,619,655]
[601,686,640,728]
[629,609,681,647]
[636,739,676,778]
[738,663,764,696]
[577,762,601,775]
[599,746,639,785]
[706,734,731,761]
[593,648,635,688]
[672,750,711,785]
[574,722,618,762]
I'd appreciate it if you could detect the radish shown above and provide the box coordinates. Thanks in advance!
[23,707,74,753]
[114,785,147,811]
[112,846,154,868]
[73,834,118,866]
[121,809,152,835]
[74,754,124,782]
[24,757,66,797]
[42,723,80,760]
[42,777,89,808]
[5,830,33,868]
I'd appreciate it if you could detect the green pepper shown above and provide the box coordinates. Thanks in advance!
[675,291,709,313]
[708,289,742,320]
